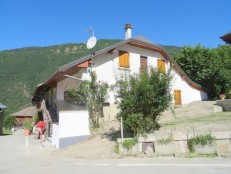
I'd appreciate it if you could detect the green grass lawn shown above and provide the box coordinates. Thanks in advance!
[161,112,231,128]
[2,129,13,135]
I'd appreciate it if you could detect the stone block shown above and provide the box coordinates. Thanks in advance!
[174,141,180,154]
[216,140,228,153]
[211,132,231,139]
[154,142,174,155]
[227,139,231,152]
[212,105,223,112]
[173,132,187,141]
[138,135,156,142]
[119,143,139,155]
[194,143,216,154]
[174,140,190,154]
[142,142,154,154]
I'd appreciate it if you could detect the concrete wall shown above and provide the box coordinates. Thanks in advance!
[52,110,90,149]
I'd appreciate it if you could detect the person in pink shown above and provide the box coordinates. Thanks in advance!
[36,121,46,141]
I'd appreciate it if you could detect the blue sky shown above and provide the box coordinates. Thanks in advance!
[0,0,230,50]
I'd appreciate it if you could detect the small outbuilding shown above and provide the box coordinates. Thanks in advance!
[12,107,36,127]
[0,103,7,135]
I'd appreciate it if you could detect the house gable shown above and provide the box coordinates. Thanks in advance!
[34,35,207,99]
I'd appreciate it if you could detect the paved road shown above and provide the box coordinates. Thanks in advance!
[1,129,231,174]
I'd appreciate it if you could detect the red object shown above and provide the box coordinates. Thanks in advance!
[36,121,46,129]
[24,129,30,136]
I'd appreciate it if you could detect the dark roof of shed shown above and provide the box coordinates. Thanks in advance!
[12,107,36,117]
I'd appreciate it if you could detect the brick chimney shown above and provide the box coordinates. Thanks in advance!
[124,23,132,40]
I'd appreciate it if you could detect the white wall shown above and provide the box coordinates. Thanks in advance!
[56,69,90,101]
[59,110,90,138]
[52,123,59,148]
[51,110,90,149]
[171,69,208,104]
[55,43,207,106]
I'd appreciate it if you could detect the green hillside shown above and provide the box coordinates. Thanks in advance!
[160,45,181,57]
[0,39,180,113]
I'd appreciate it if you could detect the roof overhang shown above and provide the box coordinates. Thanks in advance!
[33,60,91,97]
[220,31,231,44]
[12,107,36,117]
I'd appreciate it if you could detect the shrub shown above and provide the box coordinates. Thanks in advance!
[65,71,109,127]
[122,138,138,151]
[115,68,172,136]
[23,120,32,129]
[3,110,16,130]
[114,142,119,153]
[188,134,215,153]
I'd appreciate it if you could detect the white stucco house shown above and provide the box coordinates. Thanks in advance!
[33,24,208,148]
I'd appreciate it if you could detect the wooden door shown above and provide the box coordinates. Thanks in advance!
[174,90,182,105]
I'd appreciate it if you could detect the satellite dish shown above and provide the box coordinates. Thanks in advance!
[85,26,97,49]
[86,36,97,49]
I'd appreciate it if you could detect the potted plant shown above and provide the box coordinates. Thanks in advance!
[219,93,225,100]
[23,120,32,136]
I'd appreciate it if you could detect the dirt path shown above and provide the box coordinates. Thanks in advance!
[54,121,121,159]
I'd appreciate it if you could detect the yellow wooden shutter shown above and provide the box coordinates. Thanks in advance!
[119,52,125,67]
[119,51,130,68]
[158,59,166,73]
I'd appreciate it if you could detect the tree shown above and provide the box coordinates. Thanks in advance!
[3,110,16,130]
[215,45,231,94]
[66,72,109,127]
[173,44,230,98]
[114,68,172,136]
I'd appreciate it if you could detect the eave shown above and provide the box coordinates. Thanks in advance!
[220,31,231,44]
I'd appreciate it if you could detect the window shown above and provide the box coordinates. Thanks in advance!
[119,51,130,68]
[140,56,147,72]
[157,59,166,73]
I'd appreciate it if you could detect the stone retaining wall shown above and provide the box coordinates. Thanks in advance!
[216,99,231,111]
[118,131,231,156]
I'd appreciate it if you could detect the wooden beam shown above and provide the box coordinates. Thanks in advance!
[77,61,89,68]
[108,49,116,54]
